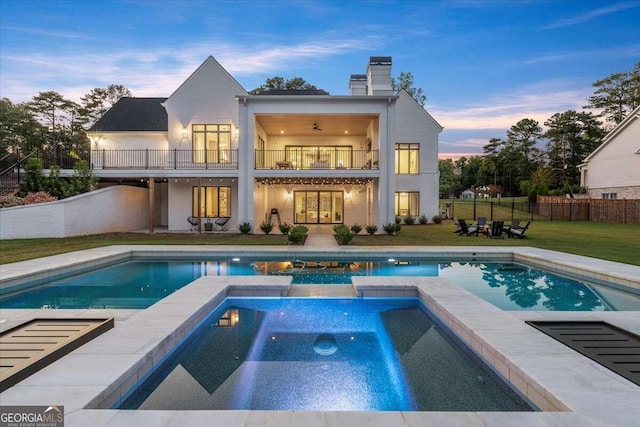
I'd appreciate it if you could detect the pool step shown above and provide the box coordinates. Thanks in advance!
[288,284,356,297]
[526,321,640,386]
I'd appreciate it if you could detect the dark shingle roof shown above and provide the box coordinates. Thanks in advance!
[90,97,168,132]
[259,89,329,96]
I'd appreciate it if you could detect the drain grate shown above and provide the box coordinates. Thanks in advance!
[526,321,640,387]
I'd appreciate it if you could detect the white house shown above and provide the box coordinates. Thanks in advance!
[89,56,443,231]
[579,106,640,199]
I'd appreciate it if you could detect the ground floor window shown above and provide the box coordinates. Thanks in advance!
[395,191,419,216]
[192,186,230,217]
[602,193,617,199]
[294,191,343,224]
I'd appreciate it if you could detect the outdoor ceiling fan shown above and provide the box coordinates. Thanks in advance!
[313,123,323,131]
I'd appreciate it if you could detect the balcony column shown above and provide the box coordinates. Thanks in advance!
[148,178,155,234]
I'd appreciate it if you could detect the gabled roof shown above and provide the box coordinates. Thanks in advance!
[399,90,444,132]
[583,105,640,162]
[89,98,167,132]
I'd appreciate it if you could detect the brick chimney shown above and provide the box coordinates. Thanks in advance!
[366,56,392,96]
[349,74,367,95]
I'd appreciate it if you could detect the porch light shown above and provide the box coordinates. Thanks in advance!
[181,127,188,139]
[234,126,239,138]
[345,192,351,200]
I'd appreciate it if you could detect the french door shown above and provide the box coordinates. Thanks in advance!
[294,191,344,224]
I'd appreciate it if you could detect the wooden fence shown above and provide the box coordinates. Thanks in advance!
[537,196,640,224]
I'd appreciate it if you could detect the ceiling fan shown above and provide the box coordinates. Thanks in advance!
[313,123,323,131]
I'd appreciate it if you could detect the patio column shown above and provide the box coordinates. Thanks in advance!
[148,178,155,234]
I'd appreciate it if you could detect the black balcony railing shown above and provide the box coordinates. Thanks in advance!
[255,149,378,170]
[90,149,238,169]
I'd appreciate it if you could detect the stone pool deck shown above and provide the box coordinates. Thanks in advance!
[1,245,639,426]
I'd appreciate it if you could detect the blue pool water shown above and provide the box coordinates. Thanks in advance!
[2,258,639,311]
[119,298,532,411]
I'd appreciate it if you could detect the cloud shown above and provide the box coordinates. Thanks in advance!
[541,1,639,30]
[0,37,374,102]
[431,80,591,131]
[0,25,91,39]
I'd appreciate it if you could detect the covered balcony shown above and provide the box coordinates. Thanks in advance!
[89,149,238,170]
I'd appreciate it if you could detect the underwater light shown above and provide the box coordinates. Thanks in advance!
[232,257,240,262]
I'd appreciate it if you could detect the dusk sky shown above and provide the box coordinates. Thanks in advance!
[1,0,639,159]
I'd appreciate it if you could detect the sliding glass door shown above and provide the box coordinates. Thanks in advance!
[294,191,343,224]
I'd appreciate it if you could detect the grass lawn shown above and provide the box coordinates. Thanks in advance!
[0,221,638,266]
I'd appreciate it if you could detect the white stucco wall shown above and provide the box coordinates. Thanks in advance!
[583,113,640,198]
[0,186,149,240]
[167,179,238,231]
[394,92,442,218]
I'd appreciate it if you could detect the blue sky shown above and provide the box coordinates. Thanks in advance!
[1,0,639,158]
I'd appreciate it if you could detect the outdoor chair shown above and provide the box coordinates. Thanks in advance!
[486,220,505,239]
[212,217,230,231]
[453,217,463,234]
[187,216,199,231]
[457,219,472,236]
[508,218,521,230]
[467,217,487,236]
[507,221,530,239]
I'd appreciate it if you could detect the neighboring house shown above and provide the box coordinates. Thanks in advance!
[579,106,640,199]
[461,189,475,199]
[89,56,443,231]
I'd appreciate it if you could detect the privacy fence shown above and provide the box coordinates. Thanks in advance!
[443,196,640,225]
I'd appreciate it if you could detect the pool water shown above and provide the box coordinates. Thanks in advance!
[119,298,532,411]
[2,259,639,311]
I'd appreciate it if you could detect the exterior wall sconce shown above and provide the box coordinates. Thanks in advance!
[345,192,351,200]
[181,127,188,139]
[285,191,292,201]
[234,126,239,138]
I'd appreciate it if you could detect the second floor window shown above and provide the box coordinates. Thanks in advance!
[395,143,419,174]
[193,124,231,163]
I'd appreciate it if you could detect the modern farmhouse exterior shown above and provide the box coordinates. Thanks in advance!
[579,106,640,200]
[89,56,443,231]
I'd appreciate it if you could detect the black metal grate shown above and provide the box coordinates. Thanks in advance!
[526,321,640,387]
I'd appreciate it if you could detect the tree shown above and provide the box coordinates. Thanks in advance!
[543,110,605,189]
[392,71,426,107]
[455,156,484,191]
[26,91,76,164]
[0,98,47,161]
[249,77,319,94]
[481,120,543,196]
[586,61,640,126]
[79,84,131,127]
[438,159,460,198]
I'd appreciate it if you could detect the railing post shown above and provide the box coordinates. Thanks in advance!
[145,148,149,169]
[490,202,493,221]
[102,149,106,169]
[473,197,477,220]
[174,148,177,169]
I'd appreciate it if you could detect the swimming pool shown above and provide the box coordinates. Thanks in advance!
[2,258,639,311]
[119,297,533,411]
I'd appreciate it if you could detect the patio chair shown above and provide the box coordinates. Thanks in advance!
[187,216,199,232]
[457,219,472,236]
[508,218,521,230]
[212,217,230,231]
[467,217,487,236]
[486,221,505,239]
[452,217,463,234]
[507,221,530,239]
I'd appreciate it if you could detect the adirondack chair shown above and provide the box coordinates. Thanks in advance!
[486,221,505,239]
[467,217,487,236]
[507,221,530,238]
[458,219,472,236]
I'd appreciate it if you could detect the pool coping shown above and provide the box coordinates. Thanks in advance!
[1,245,639,426]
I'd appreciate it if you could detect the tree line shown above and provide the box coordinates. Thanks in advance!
[439,62,639,200]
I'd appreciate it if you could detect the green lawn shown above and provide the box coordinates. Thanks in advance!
[0,221,638,266]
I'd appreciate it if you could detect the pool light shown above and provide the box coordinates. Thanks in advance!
[232,257,240,262]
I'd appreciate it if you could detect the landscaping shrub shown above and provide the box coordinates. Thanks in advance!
[259,221,273,234]
[279,222,292,235]
[432,214,443,224]
[350,224,362,234]
[403,215,415,225]
[365,224,378,235]
[238,222,252,234]
[288,225,308,244]
[334,224,355,245]
[394,216,402,224]
[0,195,24,208]
[419,214,428,224]
[23,191,57,205]
[383,222,401,235]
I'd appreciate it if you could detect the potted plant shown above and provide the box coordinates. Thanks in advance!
[204,218,213,231]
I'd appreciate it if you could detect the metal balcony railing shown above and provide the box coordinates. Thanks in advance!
[90,149,238,169]
[255,149,378,170]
